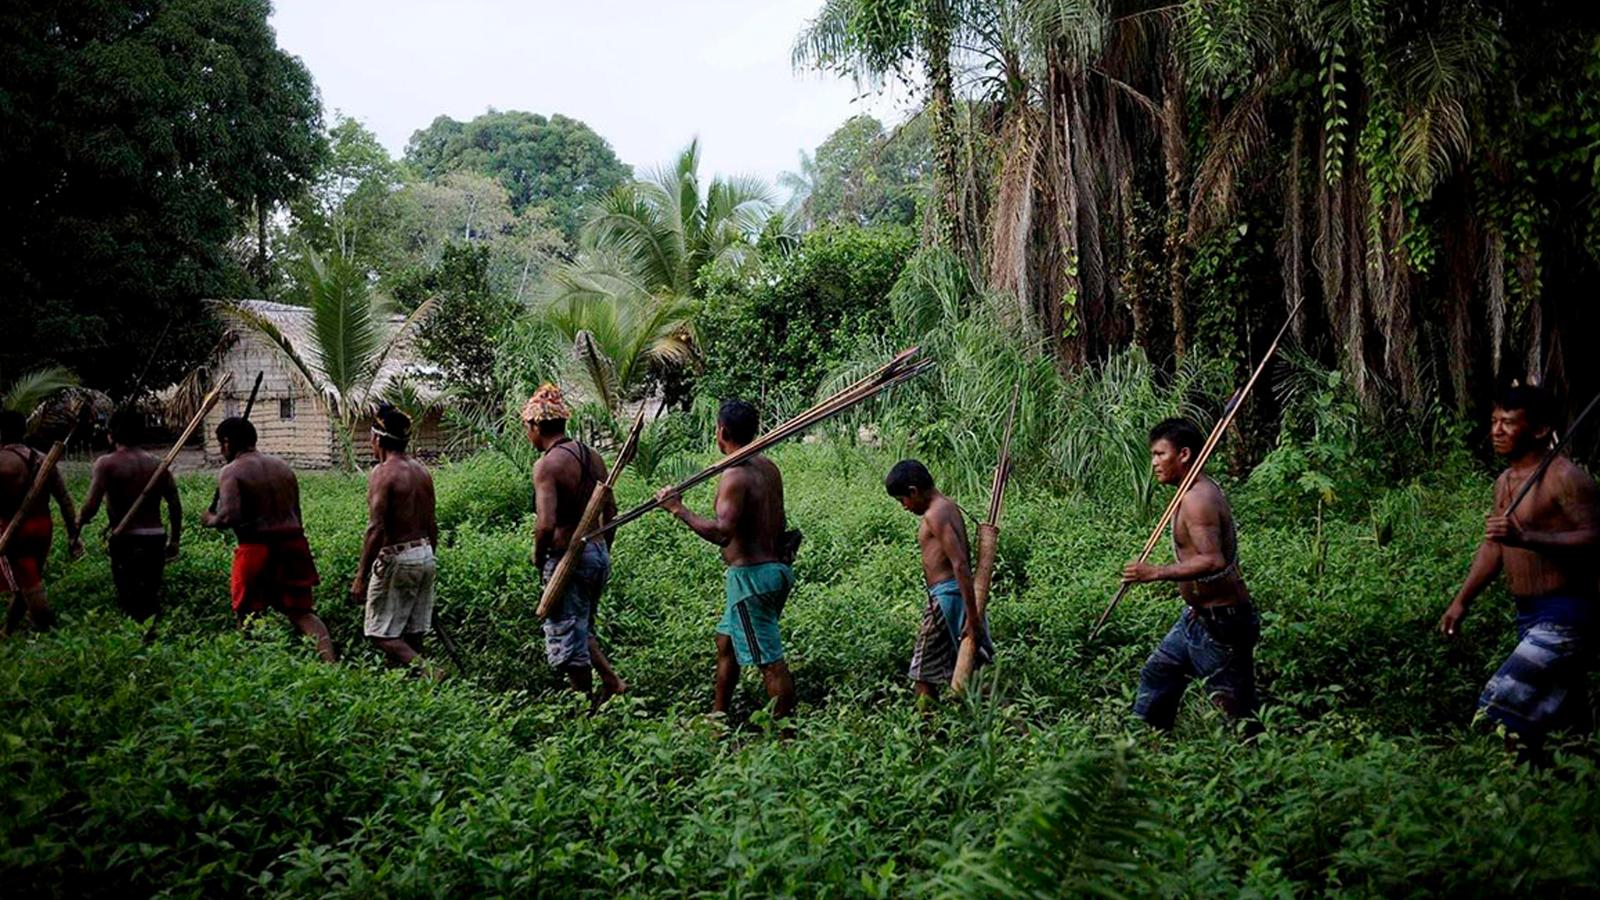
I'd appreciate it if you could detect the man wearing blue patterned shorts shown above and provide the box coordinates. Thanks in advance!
[657,400,798,722]
[1440,384,1597,761]
[885,459,991,701]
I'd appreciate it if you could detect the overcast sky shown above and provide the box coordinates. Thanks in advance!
[269,0,913,190]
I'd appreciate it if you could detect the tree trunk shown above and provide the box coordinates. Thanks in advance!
[1161,47,1189,360]
[255,196,270,292]
[924,8,965,261]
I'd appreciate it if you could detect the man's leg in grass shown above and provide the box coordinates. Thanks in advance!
[713,633,740,714]
[760,660,796,721]
[913,680,940,705]
[287,610,337,663]
[588,638,627,704]
[370,634,419,666]
[1133,614,1194,731]
[14,587,54,633]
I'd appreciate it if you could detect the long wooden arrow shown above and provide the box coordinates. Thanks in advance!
[112,373,232,537]
[952,381,1020,693]
[1088,299,1304,642]
[536,409,647,619]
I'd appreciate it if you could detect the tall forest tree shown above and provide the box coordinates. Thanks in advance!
[0,0,324,395]
[404,110,633,240]
[795,0,1600,421]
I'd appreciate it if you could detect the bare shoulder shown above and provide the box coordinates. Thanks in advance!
[1551,456,1597,491]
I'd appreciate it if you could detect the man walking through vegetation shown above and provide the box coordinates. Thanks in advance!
[525,384,627,710]
[203,417,336,662]
[1122,418,1259,732]
[1439,384,1597,760]
[350,405,440,674]
[885,459,990,701]
[0,410,83,637]
[77,409,180,630]
[656,400,798,723]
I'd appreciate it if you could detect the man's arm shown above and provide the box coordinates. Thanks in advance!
[532,458,559,571]
[202,468,238,528]
[938,514,982,640]
[425,477,439,550]
[48,465,82,555]
[1124,493,1227,583]
[161,470,183,557]
[657,471,744,547]
[352,472,388,602]
[1440,475,1509,637]
[76,460,107,530]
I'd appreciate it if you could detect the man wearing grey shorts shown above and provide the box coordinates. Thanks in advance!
[351,405,440,673]
[525,383,628,710]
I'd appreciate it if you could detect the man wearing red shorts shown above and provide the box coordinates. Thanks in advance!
[0,410,83,636]
[201,417,335,662]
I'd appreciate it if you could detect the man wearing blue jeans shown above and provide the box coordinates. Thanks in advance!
[657,400,798,723]
[1122,418,1259,732]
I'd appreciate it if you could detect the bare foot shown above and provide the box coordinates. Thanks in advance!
[589,677,628,713]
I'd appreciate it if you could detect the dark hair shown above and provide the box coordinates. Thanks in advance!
[1494,382,1556,431]
[0,410,27,444]
[884,459,935,497]
[1149,417,1204,456]
[374,403,411,451]
[109,408,145,445]
[537,418,567,438]
[216,416,257,450]
[718,400,759,446]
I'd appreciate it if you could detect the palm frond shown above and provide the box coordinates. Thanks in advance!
[3,366,80,416]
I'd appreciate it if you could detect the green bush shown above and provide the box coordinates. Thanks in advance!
[5,446,1598,895]
[697,225,916,415]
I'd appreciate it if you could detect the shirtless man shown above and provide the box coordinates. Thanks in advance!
[201,417,335,662]
[1439,384,1597,756]
[77,409,180,628]
[0,410,83,636]
[885,459,992,701]
[524,384,626,709]
[656,400,798,721]
[1122,418,1259,731]
[350,405,439,671]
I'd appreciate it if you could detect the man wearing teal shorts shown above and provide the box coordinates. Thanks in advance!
[657,400,798,721]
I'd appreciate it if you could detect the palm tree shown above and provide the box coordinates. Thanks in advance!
[795,0,974,263]
[778,150,820,230]
[228,248,436,469]
[538,140,772,412]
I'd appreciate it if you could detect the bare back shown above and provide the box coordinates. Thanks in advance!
[89,448,168,534]
[1494,456,1599,597]
[369,454,437,547]
[917,495,969,587]
[0,445,42,519]
[718,455,785,567]
[216,450,303,541]
[533,439,610,552]
[1172,476,1251,606]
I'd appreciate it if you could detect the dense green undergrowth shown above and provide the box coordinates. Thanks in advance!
[3,445,1598,896]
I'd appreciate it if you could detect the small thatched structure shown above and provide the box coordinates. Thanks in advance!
[199,300,449,468]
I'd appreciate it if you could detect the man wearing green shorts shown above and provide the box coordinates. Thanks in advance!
[657,400,797,721]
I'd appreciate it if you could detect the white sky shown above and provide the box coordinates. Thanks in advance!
[269,0,914,190]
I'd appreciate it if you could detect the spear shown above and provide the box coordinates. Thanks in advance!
[536,408,647,619]
[585,346,933,542]
[1088,299,1304,642]
[1503,389,1600,519]
[112,373,233,537]
[0,400,89,559]
[208,371,263,515]
[952,381,1021,693]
